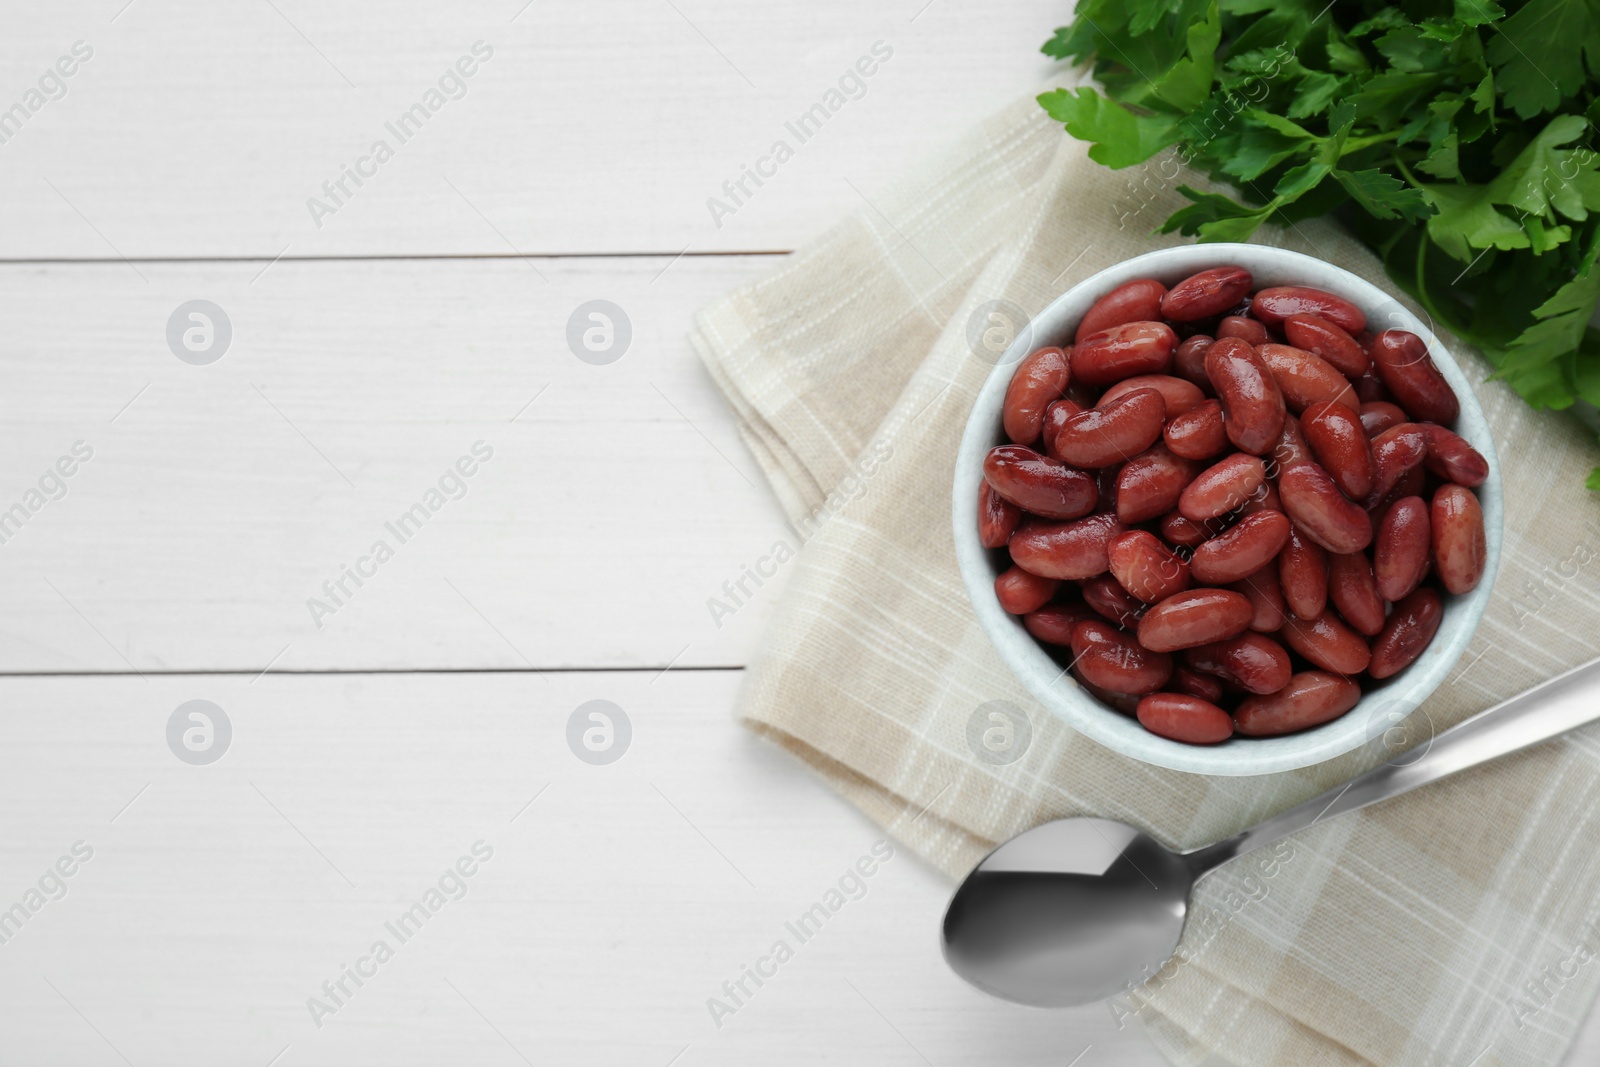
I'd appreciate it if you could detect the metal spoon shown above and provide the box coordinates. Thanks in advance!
[942,656,1600,1007]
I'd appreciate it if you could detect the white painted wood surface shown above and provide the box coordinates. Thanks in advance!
[0,2,1594,1064]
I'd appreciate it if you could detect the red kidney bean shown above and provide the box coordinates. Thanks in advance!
[1217,315,1269,345]
[1076,278,1168,342]
[1009,513,1125,580]
[1432,483,1487,594]
[1190,510,1291,584]
[977,481,1021,549]
[1366,422,1428,507]
[1282,611,1371,675]
[1179,453,1266,522]
[1374,496,1430,602]
[1040,398,1083,461]
[1358,401,1407,437]
[1073,321,1178,386]
[1116,445,1199,524]
[1023,602,1096,646]
[1420,424,1489,487]
[1269,411,1314,474]
[1164,399,1228,461]
[1238,479,1283,517]
[1354,365,1390,404]
[1172,665,1226,703]
[1371,329,1459,424]
[1186,633,1292,694]
[1229,565,1286,632]
[1279,462,1373,553]
[1071,619,1172,695]
[1161,266,1253,322]
[1327,552,1386,636]
[1160,511,1210,549]
[1002,346,1071,445]
[1301,401,1374,501]
[1369,588,1444,679]
[1173,335,1215,391]
[1205,338,1286,455]
[1279,525,1328,619]
[1252,343,1359,413]
[1283,314,1370,377]
[1098,374,1205,417]
[995,566,1059,615]
[983,444,1099,520]
[1138,693,1234,744]
[1054,388,1166,468]
[1136,588,1253,651]
[1233,671,1362,736]
[1082,572,1146,628]
[1250,286,1367,334]
[1108,530,1191,604]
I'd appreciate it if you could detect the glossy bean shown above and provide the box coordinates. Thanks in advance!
[1283,313,1370,377]
[1279,525,1328,619]
[1077,677,1143,715]
[1160,266,1254,322]
[1098,374,1205,417]
[1431,483,1487,594]
[1205,337,1286,455]
[1238,480,1283,517]
[1082,573,1146,628]
[1250,286,1367,334]
[1327,552,1386,636]
[1071,620,1173,695]
[1282,611,1371,675]
[1009,514,1126,580]
[1116,445,1199,524]
[1159,511,1210,549]
[1233,672,1361,736]
[1136,588,1253,652]
[1054,388,1166,468]
[1179,453,1266,522]
[1253,343,1360,413]
[1023,602,1096,646]
[1278,462,1373,553]
[1374,496,1430,602]
[977,481,1021,549]
[1358,401,1407,437]
[983,444,1099,520]
[1354,365,1390,404]
[1421,424,1489,487]
[1366,422,1428,507]
[1073,321,1178,387]
[1190,510,1291,584]
[1002,346,1071,444]
[1185,632,1293,694]
[1076,278,1168,342]
[1163,399,1229,461]
[1268,411,1314,474]
[1217,315,1269,345]
[995,566,1059,615]
[1371,329,1460,424]
[1040,398,1083,461]
[1302,401,1374,501]
[1369,588,1444,679]
[1108,530,1192,603]
[1172,335,1215,391]
[1229,565,1286,632]
[1171,665,1226,703]
[1137,693,1234,744]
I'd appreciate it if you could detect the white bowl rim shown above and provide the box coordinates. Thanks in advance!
[952,242,1504,776]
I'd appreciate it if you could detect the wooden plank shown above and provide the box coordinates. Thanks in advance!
[0,255,815,673]
[0,668,1164,1065]
[0,0,1063,259]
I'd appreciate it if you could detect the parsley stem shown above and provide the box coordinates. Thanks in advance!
[1413,235,1450,330]
[1339,130,1401,156]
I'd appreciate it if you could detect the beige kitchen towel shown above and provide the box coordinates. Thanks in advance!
[690,82,1600,1067]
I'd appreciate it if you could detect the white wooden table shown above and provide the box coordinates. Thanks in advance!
[1,4,1595,1064]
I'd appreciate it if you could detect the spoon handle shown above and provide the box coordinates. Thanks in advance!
[1190,654,1600,872]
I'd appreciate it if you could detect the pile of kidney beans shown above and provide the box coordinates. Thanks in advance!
[979,266,1489,745]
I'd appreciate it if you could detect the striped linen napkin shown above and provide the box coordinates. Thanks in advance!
[689,82,1600,1067]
